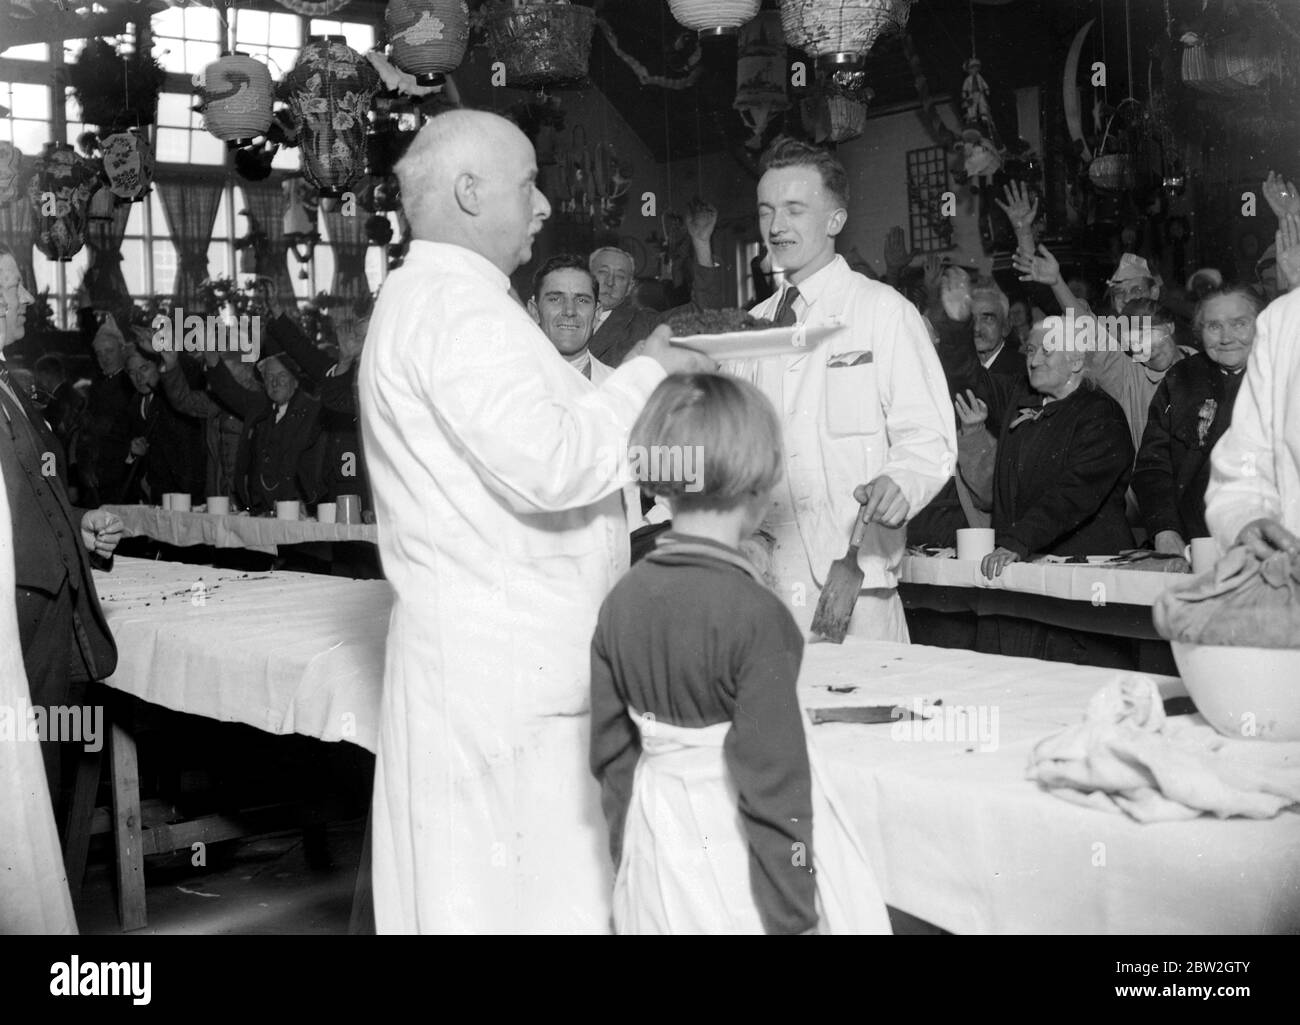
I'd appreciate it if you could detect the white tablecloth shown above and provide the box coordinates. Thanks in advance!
[93,558,1300,933]
[102,505,379,555]
[900,554,1177,607]
[95,557,389,752]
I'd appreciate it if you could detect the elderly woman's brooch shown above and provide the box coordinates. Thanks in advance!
[1196,398,1217,447]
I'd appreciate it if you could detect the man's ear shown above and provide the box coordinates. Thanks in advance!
[526,297,540,325]
[827,207,847,238]
[454,172,480,216]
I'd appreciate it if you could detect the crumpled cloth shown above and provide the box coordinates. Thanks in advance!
[1153,545,1300,646]
[1027,675,1300,822]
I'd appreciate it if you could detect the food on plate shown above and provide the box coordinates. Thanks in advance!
[666,308,775,336]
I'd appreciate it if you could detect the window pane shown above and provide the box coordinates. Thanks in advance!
[124,202,146,235]
[120,239,146,294]
[5,43,49,61]
[156,39,187,75]
[153,8,184,37]
[155,127,189,163]
[309,19,341,38]
[314,245,335,291]
[212,188,232,240]
[366,245,385,292]
[186,7,221,40]
[185,40,221,73]
[158,92,193,127]
[11,82,50,119]
[272,144,297,170]
[16,120,48,153]
[236,9,269,43]
[207,240,232,280]
[269,13,301,45]
[153,239,178,296]
[191,131,225,165]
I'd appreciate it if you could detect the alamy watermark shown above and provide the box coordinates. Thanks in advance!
[890,698,1000,752]
[0,699,102,752]
[152,308,261,363]
[595,444,705,493]
[1041,309,1157,360]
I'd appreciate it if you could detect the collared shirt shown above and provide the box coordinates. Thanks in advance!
[594,306,613,331]
[979,341,1005,369]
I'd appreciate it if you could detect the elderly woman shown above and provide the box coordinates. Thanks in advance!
[1132,286,1263,559]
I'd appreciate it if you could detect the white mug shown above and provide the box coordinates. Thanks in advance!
[956,527,995,562]
[206,496,230,516]
[171,493,192,512]
[1186,537,1219,574]
[275,500,300,521]
[317,502,337,525]
[336,494,362,525]
[161,493,173,510]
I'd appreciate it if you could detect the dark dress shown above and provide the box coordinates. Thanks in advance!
[589,532,815,934]
[83,370,135,505]
[1132,352,1245,542]
[125,388,206,502]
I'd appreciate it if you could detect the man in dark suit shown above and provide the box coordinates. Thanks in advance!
[971,279,1027,382]
[82,316,135,506]
[587,200,725,368]
[34,354,85,457]
[0,244,122,809]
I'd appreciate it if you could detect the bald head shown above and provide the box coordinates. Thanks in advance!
[396,110,552,275]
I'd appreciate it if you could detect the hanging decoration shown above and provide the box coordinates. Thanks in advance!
[66,36,166,132]
[668,0,761,38]
[482,1,596,90]
[801,70,873,144]
[1180,30,1281,97]
[591,15,704,90]
[553,125,634,230]
[285,36,381,197]
[283,174,321,278]
[100,127,154,202]
[778,0,912,70]
[0,142,23,207]
[385,0,471,86]
[27,142,100,262]
[734,10,789,149]
[197,52,275,146]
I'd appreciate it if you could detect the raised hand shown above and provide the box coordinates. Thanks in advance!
[939,264,972,321]
[883,226,913,274]
[1012,244,1061,286]
[685,198,718,243]
[1276,212,1300,292]
[953,389,988,434]
[995,181,1038,234]
[1262,171,1300,220]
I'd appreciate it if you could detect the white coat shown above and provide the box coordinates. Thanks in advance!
[1206,288,1300,548]
[728,256,956,639]
[359,241,666,933]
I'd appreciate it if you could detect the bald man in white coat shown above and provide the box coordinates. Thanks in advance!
[359,110,709,933]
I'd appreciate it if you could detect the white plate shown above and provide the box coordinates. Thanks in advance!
[669,323,843,361]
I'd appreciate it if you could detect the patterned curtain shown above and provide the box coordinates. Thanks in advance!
[322,197,371,308]
[81,187,132,313]
[0,191,37,297]
[240,177,295,308]
[157,174,223,307]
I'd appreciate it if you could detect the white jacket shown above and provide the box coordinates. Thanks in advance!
[359,241,665,933]
[1206,288,1300,549]
[729,256,956,593]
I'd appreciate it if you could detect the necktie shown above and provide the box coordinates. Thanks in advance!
[0,361,28,419]
[774,285,801,326]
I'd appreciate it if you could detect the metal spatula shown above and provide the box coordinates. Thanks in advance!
[810,502,869,644]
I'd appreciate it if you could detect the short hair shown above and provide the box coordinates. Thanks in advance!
[970,277,1010,324]
[629,373,783,513]
[34,354,66,379]
[588,247,634,275]
[257,353,301,381]
[758,135,850,209]
[532,253,598,302]
[1192,285,1263,338]
[1120,297,1175,328]
[126,347,163,368]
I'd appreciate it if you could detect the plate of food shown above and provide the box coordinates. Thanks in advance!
[666,308,842,361]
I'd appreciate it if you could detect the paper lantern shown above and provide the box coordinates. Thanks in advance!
[1088,154,1136,193]
[199,52,275,145]
[27,142,100,262]
[779,0,912,70]
[285,36,380,197]
[734,11,789,148]
[100,128,154,202]
[669,0,762,37]
[0,141,22,206]
[385,0,470,85]
[803,94,869,143]
[483,2,595,89]
[1180,36,1280,97]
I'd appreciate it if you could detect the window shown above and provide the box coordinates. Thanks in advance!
[233,8,302,80]
[156,90,225,165]
[0,80,52,154]
[308,19,375,52]
[152,5,222,77]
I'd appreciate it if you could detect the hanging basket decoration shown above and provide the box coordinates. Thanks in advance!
[27,142,100,262]
[778,0,912,71]
[668,0,762,38]
[802,68,872,143]
[66,37,166,131]
[285,36,381,197]
[1180,33,1281,97]
[0,141,23,206]
[100,127,154,203]
[385,0,471,86]
[1088,153,1136,193]
[483,2,596,90]
[735,11,789,149]
[198,52,275,146]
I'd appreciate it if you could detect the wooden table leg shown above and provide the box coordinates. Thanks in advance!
[62,744,103,904]
[348,807,374,935]
[109,717,147,932]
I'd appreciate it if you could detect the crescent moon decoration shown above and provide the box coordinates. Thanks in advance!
[272,0,354,16]
[1064,19,1095,162]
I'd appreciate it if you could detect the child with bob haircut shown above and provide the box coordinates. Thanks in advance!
[589,373,890,934]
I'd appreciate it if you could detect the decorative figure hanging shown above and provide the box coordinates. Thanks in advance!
[734,10,789,149]
[27,142,100,262]
[802,70,873,144]
[285,36,380,197]
[0,142,23,207]
[385,0,471,86]
[197,52,275,146]
[99,128,154,203]
[961,57,992,128]
[482,1,597,90]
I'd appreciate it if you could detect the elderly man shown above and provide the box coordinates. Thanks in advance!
[82,316,135,506]
[0,243,122,813]
[728,137,956,642]
[587,203,723,367]
[358,109,707,934]
[123,348,205,504]
[971,279,1025,379]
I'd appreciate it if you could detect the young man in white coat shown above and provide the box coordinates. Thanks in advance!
[358,110,709,934]
[727,137,957,641]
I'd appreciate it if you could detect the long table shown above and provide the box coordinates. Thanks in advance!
[102,504,379,555]
[91,557,1300,934]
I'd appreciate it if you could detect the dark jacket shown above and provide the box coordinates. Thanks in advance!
[984,340,1027,382]
[206,360,324,514]
[125,387,206,502]
[587,263,726,368]
[0,375,117,683]
[83,369,135,504]
[1132,352,1245,541]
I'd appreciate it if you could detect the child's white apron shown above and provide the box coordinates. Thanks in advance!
[613,707,892,935]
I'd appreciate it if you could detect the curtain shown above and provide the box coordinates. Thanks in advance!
[81,187,132,313]
[322,196,371,309]
[240,177,296,308]
[0,192,37,298]
[157,174,223,308]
